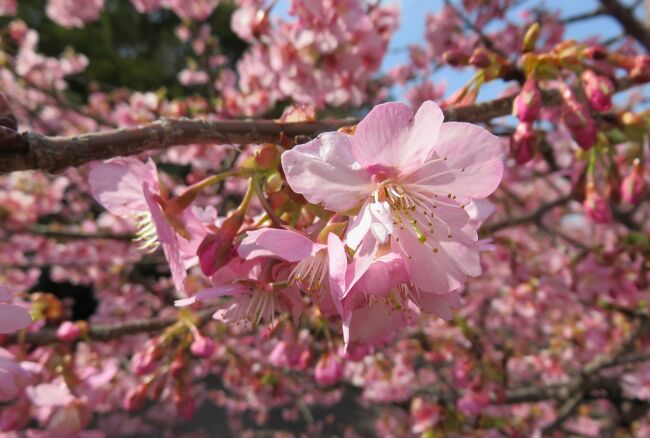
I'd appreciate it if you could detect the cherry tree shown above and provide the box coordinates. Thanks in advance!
[0,0,649,436]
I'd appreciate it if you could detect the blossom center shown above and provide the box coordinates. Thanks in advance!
[375,182,457,253]
[289,249,329,293]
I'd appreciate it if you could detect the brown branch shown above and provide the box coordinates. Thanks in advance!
[0,92,563,174]
[561,8,604,24]
[1,118,355,174]
[599,0,650,51]
[0,77,640,174]
[17,225,132,241]
[8,305,219,345]
[483,195,572,233]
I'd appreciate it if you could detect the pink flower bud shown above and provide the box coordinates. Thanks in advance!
[298,349,312,370]
[468,48,491,68]
[170,355,185,378]
[621,159,646,204]
[197,210,244,276]
[174,389,196,420]
[8,20,27,43]
[630,55,650,82]
[581,70,614,111]
[511,122,537,164]
[583,183,612,224]
[314,353,343,386]
[442,49,469,67]
[122,385,147,412]
[562,87,597,150]
[512,78,541,122]
[131,343,158,376]
[56,321,81,342]
[190,333,215,358]
[584,45,608,60]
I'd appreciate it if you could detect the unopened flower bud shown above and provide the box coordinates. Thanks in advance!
[583,182,612,224]
[562,87,597,150]
[131,342,159,376]
[468,48,492,68]
[174,389,196,420]
[584,45,608,60]
[621,159,646,204]
[56,321,81,342]
[190,333,215,358]
[123,385,148,412]
[254,144,280,170]
[581,70,614,111]
[522,22,540,53]
[442,49,469,67]
[512,78,541,122]
[170,355,185,378]
[511,122,537,164]
[197,210,244,276]
[314,353,344,386]
[630,55,650,82]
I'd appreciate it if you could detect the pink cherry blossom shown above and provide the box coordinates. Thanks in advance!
[282,101,504,295]
[0,0,16,16]
[88,157,206,293]
[46,0,104,28]
[176,258,304,327]
[165,0,219,21]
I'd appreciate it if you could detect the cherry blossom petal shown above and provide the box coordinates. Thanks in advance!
[347,200,393,250]
[0,286,11,302]
[327,233,347,316]
[88,158,158,217]
[393,223,480,294]
[0,304,31,334]
[407,122,503,200]
[27,382,74,407]
[175,284,249,307]
[347,301,407,346]
[351,101,444,172]
[353,252,408,298]
[281,132,373,212]
[239,228,320,262]
[415,290,462,320]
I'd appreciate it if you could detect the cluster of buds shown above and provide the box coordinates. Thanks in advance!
[621,158,646,205]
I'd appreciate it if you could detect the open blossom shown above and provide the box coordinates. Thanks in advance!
[0,0,16,16]
[165,0,219,21]
[0,286,31,334]
[176,258,304,327]
[282,101,503,296]
[88,157,206,293]
[46,0,104,28]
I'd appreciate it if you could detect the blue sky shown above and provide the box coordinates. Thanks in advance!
[273,0,644,101]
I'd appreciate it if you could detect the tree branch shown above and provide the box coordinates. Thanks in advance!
[484,195,572,233]
[8,306,218,345]
[599,0,650,51]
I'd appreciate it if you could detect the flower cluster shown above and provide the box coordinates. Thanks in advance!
[84,101,503,350]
